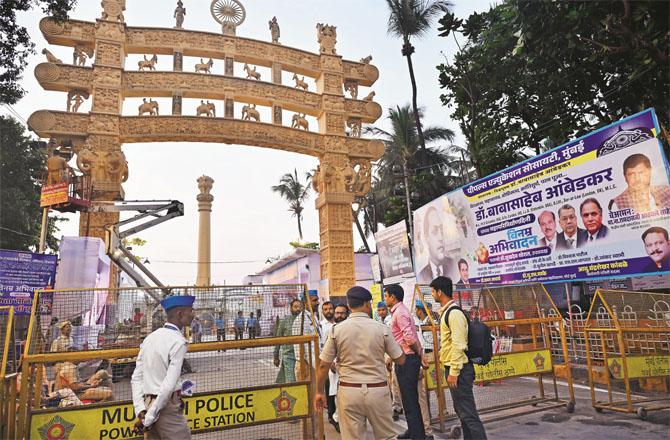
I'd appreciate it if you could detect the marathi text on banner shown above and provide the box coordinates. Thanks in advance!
[413,109,670,285]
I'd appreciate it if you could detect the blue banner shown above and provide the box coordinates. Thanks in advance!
[0,249,57,315]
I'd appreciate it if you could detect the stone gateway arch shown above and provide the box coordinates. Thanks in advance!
[28,0,384,297]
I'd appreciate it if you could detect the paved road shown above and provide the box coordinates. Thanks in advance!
[100,348,669,439]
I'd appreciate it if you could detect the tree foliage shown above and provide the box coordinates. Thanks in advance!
[437,0,670,178]
[0,116,64,251]
[385,0,452,151]
[365,104,458,230]
[0,0,77,104]
[271,169,311,241]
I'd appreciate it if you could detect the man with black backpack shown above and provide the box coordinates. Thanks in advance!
[430,276,487,440]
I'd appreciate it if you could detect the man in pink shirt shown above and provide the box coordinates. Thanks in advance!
[385,284,429,440]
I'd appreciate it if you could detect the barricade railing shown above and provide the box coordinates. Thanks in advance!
[14,284,323,440]
[1,306,17,439]
[584,289,670,419]
[413,283,575,439]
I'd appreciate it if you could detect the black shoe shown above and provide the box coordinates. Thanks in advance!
[329,419,340,433]
[392,409,400,421]
[397,431,411,439]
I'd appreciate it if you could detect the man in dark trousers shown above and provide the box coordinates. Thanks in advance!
[430,276,486,440]
[131,295,195,439]
[385,284,428,439]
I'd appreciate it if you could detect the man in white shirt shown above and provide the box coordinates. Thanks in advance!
[131,295,195,439]
[319,301,337,427]
[292,290,321,380]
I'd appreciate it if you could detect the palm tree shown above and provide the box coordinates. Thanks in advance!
[365,104,456,230]
[271,169,311,241]
[385,0,452,151]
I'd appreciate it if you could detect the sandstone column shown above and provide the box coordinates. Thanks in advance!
[196,176,214,287]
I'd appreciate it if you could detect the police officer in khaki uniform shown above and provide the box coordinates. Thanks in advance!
[315,287,406,439]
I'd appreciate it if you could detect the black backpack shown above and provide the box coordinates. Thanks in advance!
[443,305,493,366]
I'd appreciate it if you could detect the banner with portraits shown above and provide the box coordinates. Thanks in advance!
[374,220,414,281]
[413,108,670,285]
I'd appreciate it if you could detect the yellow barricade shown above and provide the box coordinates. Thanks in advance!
[585,289,670,419]
[1,306,17,439]
[14,285,323,440]
[413,283,575,438]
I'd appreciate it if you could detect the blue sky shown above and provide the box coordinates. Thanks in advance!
[4,0,496,285]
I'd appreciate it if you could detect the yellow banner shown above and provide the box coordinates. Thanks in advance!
[40,183,69,207]
[607,355,670,379]
[30,383,309,440]
[425,349,553,390]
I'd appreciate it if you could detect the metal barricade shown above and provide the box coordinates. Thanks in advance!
[413,283,575,439]
[14,285,322,440]
[584,289,670,419]
[1,306,17,439]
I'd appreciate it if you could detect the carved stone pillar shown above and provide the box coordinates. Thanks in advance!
[224,57,234,76]
[79,16,127,241]
[273,105,282,125]
[172,91,182,115]
[316,54,346,136]
[196,176,214,287]
[225,98,234,119]
[173,49,183,71]
[272,62,282,84]
[314,149,356,299]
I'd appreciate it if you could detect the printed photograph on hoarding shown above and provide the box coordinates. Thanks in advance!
[413,109,670,285]
[374,220,414,280]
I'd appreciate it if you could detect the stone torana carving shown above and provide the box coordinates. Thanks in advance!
[243,63,261,80]
[73,45,93,66]
[269,16,280,43]
[42,48,62,63]
[174,0,186,29]
[138,98,159,115]
[100,0,126,22]
[241,104,259,121]
[344,81,358,100]
[293,73,308,91]
[195,58,214,74]
[347,118,361,138]
[197,100,216,117]
[66,90,88,112]
[349,159,371,196]
[360,55,372,64]
[362,90,375,101]
[316,23,337,55]
[292,113,308,130]
[138,54,158,71]
[77,148,128,184]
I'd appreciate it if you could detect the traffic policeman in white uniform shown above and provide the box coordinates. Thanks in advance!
[315,286,406,439]
[131,295,195,439]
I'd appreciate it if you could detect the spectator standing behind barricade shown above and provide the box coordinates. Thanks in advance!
[415,302,435,440]
[44,317,60,351]
[385,284,428,440]
[315,286,406,439]
[327,304,350,433]
[234,311,245,340]
[131,295,195,439]
[215,314,226,341]
[247,312,258,339]
[274,298,302,383]
[133,307,144,326]
[50,321,73,352]
[190,316,202,343]
[430,276,487,440]
[292,290,321,380]
[319,301,338,431]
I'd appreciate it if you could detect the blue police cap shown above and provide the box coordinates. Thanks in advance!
[161,295,196,312]
[346,286,372,301]
[415,302,430,310]
[308,289,319,297]
[377,301,387,308]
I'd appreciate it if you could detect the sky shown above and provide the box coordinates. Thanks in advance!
[4,0,496,285]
